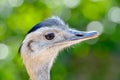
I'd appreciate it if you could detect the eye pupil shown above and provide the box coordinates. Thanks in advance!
[45,33,55,40]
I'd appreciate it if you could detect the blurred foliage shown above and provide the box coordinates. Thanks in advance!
[0,0,120,80]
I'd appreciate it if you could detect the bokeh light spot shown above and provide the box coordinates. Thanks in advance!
[108,7,120,24]
[0,43,9,60]
[87,21,103,35]
[0,0,13,18]
[8,0,24,7]
[63,0,80,8]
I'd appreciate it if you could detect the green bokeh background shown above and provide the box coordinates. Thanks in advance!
[0,0,120,80]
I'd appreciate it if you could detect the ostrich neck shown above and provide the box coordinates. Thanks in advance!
[32,62,50,80]
[25,50,59,80]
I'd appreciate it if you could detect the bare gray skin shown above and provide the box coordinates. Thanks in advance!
[20,16,99,80]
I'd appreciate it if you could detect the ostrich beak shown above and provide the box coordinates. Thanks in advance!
[53,30,99,48]
[67,30,99,41]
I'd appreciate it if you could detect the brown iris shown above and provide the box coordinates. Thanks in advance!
[45,33,55,40]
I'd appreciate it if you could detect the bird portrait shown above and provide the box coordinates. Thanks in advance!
[19,16,99,80]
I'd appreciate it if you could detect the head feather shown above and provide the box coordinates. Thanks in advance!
[27,16,65,34]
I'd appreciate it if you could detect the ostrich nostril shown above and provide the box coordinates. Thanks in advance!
[75,34,84,37]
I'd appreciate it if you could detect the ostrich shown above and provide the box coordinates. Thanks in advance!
[19,16,99,80]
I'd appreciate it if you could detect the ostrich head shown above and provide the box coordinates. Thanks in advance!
[19,16,99,80]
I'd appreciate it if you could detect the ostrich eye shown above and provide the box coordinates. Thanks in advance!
[45,33,55,40]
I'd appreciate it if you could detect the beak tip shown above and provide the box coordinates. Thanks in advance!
[89,31,100,38]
